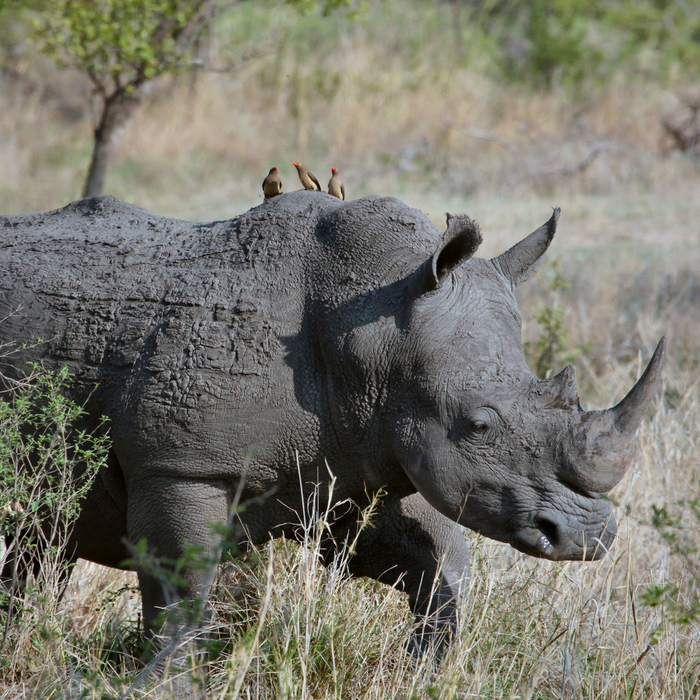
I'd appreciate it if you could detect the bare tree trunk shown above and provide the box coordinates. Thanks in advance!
[452,0,464,62]
[82,91,142,199]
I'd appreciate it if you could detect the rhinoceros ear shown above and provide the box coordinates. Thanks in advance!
[424,214,483,291]
[491,208,560,289]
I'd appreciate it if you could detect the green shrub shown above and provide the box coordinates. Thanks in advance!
[524,257,586,379]
[0,362,109,679]
[470,0,700,88]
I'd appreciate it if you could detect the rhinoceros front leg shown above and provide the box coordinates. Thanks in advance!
[126,477,230,640]
[325,492,470,658]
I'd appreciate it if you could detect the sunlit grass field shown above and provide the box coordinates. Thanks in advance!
[1,1,699,697]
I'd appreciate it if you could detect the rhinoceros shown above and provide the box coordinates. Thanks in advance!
[0,192,664,652]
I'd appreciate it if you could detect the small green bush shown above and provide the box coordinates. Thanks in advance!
[469,0,700,89]
[525,257,586,379]
[0,362,109,678]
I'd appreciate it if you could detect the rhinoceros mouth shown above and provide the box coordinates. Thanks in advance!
[512,512,615,561]
[512,524,557,559]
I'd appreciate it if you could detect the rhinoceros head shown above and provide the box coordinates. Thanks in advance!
[315,200,664,562]
[381,209,664,560]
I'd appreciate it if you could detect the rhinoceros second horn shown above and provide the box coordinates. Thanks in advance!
[541,364,579,408]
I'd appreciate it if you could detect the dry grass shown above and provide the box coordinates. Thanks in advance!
[1,0,700,696]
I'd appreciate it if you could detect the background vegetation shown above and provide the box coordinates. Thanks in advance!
[1,0,699,697]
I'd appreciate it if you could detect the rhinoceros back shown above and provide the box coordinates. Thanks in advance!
[0,194,334,415]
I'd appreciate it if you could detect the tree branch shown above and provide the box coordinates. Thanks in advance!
[443,117,517,152]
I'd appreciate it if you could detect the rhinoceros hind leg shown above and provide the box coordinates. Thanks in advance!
[69,450,130,568]
[323,492,470,660]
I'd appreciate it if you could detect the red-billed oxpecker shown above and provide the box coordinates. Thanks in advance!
[292,162,321,191]
[327,167,345,200]
[262,167,282,199]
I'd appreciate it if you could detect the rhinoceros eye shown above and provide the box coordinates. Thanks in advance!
[463,407,500,442]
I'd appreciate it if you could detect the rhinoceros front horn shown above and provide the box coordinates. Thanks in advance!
[610,336,666,435]
[564,338,666,493]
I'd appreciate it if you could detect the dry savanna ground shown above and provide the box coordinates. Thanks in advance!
[1,2,699,697]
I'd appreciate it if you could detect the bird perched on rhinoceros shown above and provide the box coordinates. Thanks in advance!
[293,162,322,191]
[0,191,664,655]
[262,166,282,199]
[327,167,345,200]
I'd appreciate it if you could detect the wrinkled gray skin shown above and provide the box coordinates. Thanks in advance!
[0,193,664,654]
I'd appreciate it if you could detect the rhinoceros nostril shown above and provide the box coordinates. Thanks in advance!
[535,516,560,548]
